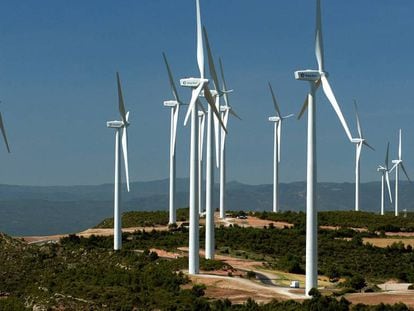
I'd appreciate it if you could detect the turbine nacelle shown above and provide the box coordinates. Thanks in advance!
[377,166,387,172]
[107,120,126,128]
[268,116,281,122]
[163,100,179,107]
[180,77,209,88]
[294,70,327,82]
[351,138,364,144]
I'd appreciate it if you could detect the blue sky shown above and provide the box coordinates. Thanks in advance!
[0,0,413,186]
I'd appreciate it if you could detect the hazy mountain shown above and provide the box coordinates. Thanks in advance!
[0,179,411,236]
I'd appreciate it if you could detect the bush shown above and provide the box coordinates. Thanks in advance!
[246,270,256,279]
[346,274,367,291]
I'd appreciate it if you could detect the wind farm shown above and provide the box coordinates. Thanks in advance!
[2,0,414,310]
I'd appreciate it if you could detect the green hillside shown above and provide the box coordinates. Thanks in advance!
[1,209,414,310]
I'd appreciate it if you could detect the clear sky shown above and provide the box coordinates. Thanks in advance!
[0,0,413,186]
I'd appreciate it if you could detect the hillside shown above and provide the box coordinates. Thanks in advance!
[0,179,412,236]
[2,211,414,310]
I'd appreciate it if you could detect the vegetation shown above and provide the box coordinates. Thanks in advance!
[253,210,414,232]
[67,223,414,284]
[2,209,414,309]
[95,207,189,228]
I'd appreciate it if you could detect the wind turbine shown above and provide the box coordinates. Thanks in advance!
[352,101,374,212]
[268,83,293,213]
[202,26,228,259]
[162,52,183,225]
[391,129,410,216]
[294,0,354,296]
[180,0,226,274]
[106,72,130,250]
[377,143,393,216]
[219,58,240,219]
[198,109,205,215]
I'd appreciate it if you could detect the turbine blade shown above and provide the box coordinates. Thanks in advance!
[399,129,402,160]
[315,0,324,72]
[116,72,127,123]
[321,75,353,141]
[297,94,309,120]
[390,163,398,173]
[172,105,179,156]
[354,100,363,139]
[283,114,294,119]
[221,110,229,153]
[401,163,411,182]
[196,0,204,78]
[268,82,282,117]
[204,85,227,133]
[184,83,204,126]
[203,26,220,92]
[219,58,230,107]
[385,142,390,169]
[121,127,130,192]
[199,111,205,160]
[356,143,362,165]
[213,97,220,167]
[363,141,375,151]
[0,112,10,153]
[162,52,180,102]
[385,171,392,203]
[229,108,242,120]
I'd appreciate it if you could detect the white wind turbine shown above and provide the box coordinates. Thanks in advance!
[391,129,411,216]
[180,0,226,274]
[106,72,130,250]
[352,101,374,212]
[377,143,393,215]
[219,58,240,219]
[294,0,354,296]
[268,83,293,213]
[202,26,227,259]
[162,52,183,225]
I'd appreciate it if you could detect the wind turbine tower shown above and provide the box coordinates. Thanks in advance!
[218,59,240,219]
[107,73,130,250]
[391,129,411,216]
[377,143,393,215]
[268,83,293,213]
[203,26,227,259]
[162,53,182,225]
[180,0,226,273]
[294,0,354,295]
[352,101,374,212]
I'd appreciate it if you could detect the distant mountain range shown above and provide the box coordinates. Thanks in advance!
[0,178,412,236]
